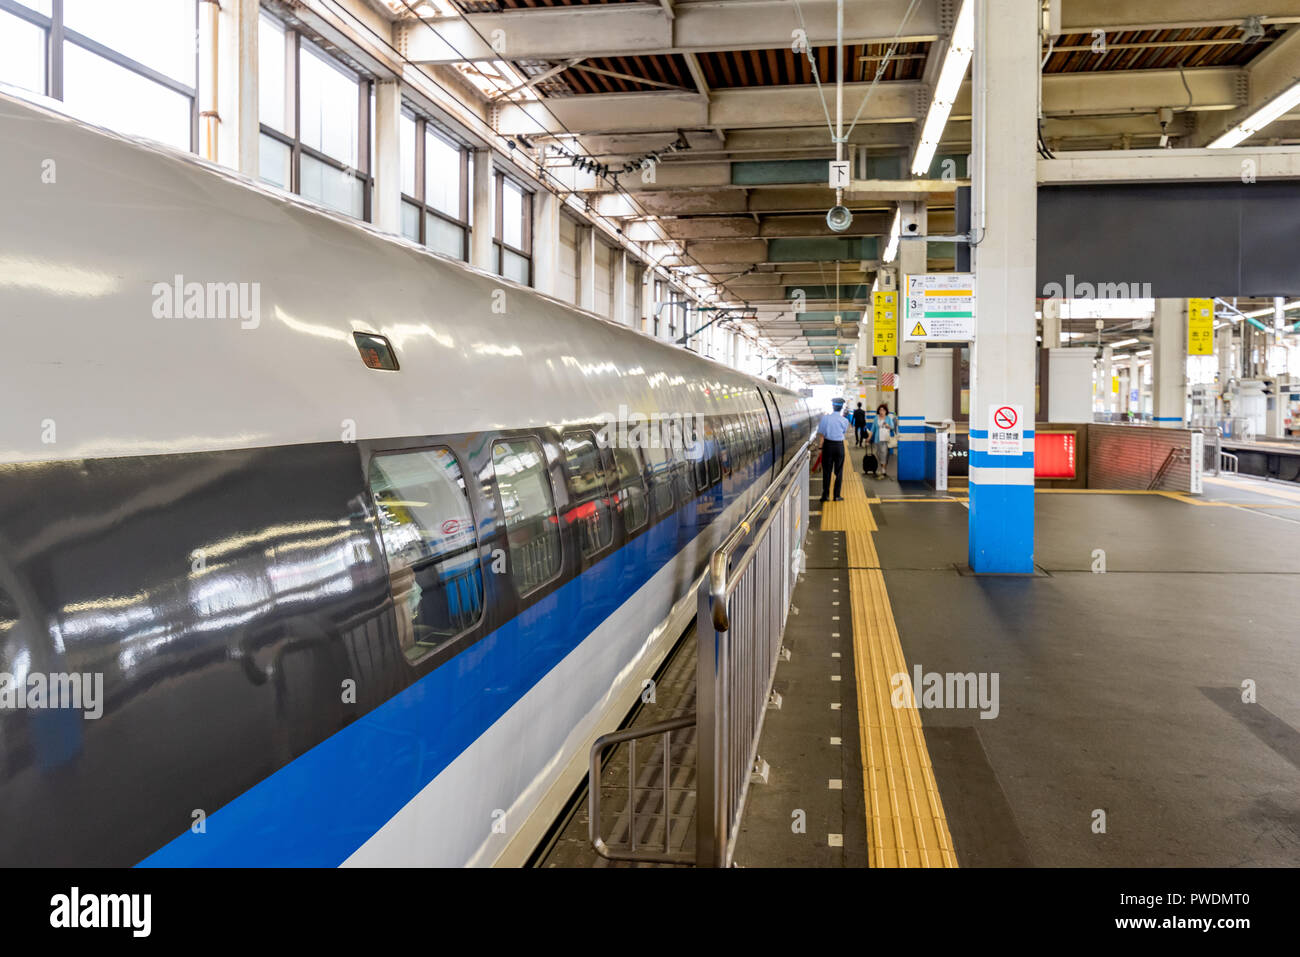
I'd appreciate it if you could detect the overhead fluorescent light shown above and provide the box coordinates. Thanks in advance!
[1110,337,1140,347]
[911,0,973,176]
[1208,78,1300,147]
[1242,298,1300,318]
[1135,349,1152,357]
[883,209,901,263]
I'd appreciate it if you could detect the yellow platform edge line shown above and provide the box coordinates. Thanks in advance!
[837,469,957,868]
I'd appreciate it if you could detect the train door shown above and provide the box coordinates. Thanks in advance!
[765,389,787,464]
[757,389,781,467]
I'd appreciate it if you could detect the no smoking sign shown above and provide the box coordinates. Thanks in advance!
[988,404,1025,455]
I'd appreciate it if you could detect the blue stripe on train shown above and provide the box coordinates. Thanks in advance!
[138,456,778,866]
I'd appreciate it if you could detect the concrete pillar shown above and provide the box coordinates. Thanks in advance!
[1153,298,1188,425]
[372,80,402,235]
[640,270,654,334]
[531,188,560,297]
[1216,324,1234,412]
[611,248,628,325]
[895,202,928,479]
[213,0,259,175]
[470,149,494,271]
[1101,345,1114,414]
[968,0,1038,574]
[577,226,596,312]
[1042,298,1062,347]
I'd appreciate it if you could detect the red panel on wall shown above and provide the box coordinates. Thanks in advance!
[1035,431,1076,479]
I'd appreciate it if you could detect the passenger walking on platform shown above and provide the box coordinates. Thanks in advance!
[865,404,898,479]
[852,402,868,446]
[815,397,849,501]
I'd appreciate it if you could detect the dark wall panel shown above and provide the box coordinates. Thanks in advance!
[1037,181,1300,298]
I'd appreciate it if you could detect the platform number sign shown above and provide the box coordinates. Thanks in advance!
[828,160,850,189]
[872,290,897,356]
[987,404,1025,455]
[1188,298,1214,356]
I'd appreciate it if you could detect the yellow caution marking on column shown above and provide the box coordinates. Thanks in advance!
[838,468,956,868]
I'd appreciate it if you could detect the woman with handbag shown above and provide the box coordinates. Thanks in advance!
[865,404,898,479]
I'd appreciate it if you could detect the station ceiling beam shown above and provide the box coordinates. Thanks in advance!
[396,0,945,64]
[1058,0,1300,33]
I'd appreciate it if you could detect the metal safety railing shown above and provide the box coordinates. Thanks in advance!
[1148,446,1190,490]
[588,442,810,866]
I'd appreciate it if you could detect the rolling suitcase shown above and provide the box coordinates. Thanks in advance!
[863,450,878,474]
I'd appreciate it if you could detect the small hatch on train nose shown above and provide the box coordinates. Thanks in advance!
[353,332,399,371]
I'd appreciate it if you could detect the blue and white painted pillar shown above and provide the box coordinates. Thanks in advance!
[968,0,1038,573]
[896,416,928,480]
[1153,299,1188,426]
[895,198,928,481]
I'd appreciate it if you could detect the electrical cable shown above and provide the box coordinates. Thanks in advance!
[844,0,923,138]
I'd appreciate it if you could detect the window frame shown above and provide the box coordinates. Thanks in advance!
[559,428,617,562]
[493,170,532,285]
[366,444,485,663]
[401,106,470,260]
[1,0,200,151]
[609,443,650,534]
[258,13,372,221]
[490,435,564,599]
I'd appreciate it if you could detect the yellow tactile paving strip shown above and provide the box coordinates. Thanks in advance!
[820,469,957,868]
[818,460,878,531]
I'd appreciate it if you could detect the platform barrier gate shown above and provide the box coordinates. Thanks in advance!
[588,443,810,866]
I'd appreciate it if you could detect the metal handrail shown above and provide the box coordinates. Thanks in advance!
[588,714,696,865]
[708,440,812,631]
[586,440,812,867]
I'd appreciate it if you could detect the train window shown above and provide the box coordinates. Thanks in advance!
[560,431,614,560]
[663,419,693,502]
[689,422,709,490]
[704,420,721,485]
[642,443,675,517]
[716,419,732,477]
[369,448,483,662]
[492,438,563,596]
[611,446,649,532]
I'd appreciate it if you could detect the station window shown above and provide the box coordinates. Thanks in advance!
[398,108,470,260]
[368,448,483,662]
[259,12,370,220]
[491,438,562,596]
[494,172,532,285]
[1,0,198,152]
[560,431,614,560]
[610,445,649,532]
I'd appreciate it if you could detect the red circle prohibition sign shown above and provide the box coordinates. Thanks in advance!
[994,406,1018,430]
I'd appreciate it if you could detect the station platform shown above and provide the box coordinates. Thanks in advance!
[744,466,1300,866]
[538,466,1300,867]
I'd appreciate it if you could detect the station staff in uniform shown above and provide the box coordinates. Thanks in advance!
[815,397,850,501]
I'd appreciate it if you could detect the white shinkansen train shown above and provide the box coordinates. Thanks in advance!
[0,89,815,867]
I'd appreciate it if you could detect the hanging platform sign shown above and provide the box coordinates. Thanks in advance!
[904,273,976,341]
[1188,298,1214,356]
[872,290,898,356]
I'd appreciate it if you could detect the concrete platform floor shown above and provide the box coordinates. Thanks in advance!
[879,485,1300,866]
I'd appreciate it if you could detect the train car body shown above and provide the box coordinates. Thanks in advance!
[0,91,814,866]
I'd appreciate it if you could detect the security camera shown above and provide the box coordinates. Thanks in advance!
[826,205,853,232]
